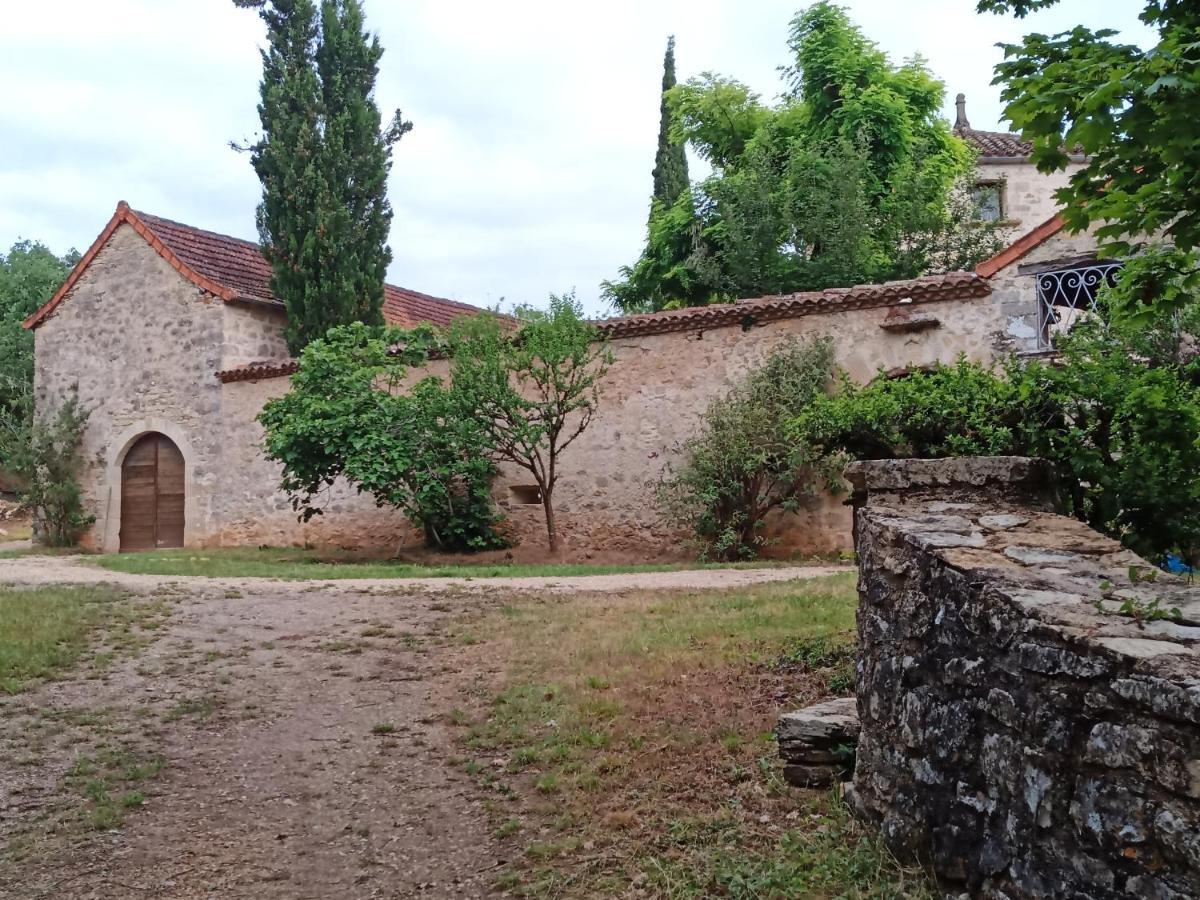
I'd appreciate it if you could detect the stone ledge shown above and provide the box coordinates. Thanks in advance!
[845,456,1056,502]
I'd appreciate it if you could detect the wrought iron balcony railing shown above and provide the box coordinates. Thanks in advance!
[1035,261,1123,350]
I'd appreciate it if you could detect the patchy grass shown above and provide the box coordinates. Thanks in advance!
[66,743,164,831]
[89,547,816,580]
[450,573,934,898]
[0,585,147,694]
[0,545,87,560]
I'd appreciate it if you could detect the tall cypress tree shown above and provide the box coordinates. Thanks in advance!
[237,0,411,354]
[649,36,690,221]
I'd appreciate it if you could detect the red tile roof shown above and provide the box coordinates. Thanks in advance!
[958,127,1034,160]
[25,202,481,330]
[956,125,1086,164]
[975,214,1067,278]
[593,271,991,340]
[215,360,300,383]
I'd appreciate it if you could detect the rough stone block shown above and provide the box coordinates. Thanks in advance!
[846,456,1200,898]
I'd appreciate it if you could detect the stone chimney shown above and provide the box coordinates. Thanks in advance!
[954,92,970,130]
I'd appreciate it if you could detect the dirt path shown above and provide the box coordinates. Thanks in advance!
[0,561,850,899]
[0,553,850,594]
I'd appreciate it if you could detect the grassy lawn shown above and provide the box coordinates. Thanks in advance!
[0,585,165,694]
[92,546,812,580]
[449,573,934,898]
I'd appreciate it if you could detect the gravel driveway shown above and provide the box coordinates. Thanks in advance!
[0,556,850,898]
[0,553,850,594]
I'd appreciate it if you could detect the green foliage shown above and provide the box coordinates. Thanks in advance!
[0,240,77,472]
[447,294,612,552]
[8,395,94,547]
[792,315,1200,563]
[657,337,840,561]
[236,0,412,354]
[258,322,508,552]
[793,359,1024,461]
[650,36,690,220]
[604,3,1000,313]
[983,0,1200,324]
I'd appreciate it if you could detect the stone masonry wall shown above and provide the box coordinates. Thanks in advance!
[160,286,1028,557]
[980,160,1084,244]
[33,222,411,553]
[487,290,1022,558]
[213,376,417,550]
[986,227,1102,353]
[846,457,1200,898]
[34,223,227,551]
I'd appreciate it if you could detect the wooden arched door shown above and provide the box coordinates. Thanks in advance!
[120,433,185,552]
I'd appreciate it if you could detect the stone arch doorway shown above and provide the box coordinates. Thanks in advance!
[119,433,185,552]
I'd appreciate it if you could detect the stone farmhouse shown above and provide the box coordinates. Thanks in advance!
[953,93,1087,241]
[26,124,1109,558]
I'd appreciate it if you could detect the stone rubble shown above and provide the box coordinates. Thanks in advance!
[844,457,1200,899]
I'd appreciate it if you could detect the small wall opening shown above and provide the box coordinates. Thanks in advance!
[509,485,543,505]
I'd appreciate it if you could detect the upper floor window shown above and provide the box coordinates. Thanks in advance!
[972,181,1004,222]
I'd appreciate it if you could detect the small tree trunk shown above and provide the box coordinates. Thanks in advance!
[541,486,558,553]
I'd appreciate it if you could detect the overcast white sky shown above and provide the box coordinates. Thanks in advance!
[2,0,1152,315]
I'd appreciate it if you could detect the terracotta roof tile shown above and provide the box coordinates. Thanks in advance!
[25,202,481,330]
[594,272,990,339]
[975,214,1067,278]
[957,127,1034,160]
[215,360,300,383]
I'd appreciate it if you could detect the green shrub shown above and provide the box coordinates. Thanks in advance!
[9,395,94,547]
[259,322,509,553]
[657,337,840,560]
[791,316,1200,564]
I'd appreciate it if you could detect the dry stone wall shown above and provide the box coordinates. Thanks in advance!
[846,457,1200,899]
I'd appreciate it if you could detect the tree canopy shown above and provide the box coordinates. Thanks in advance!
[649,36,690,221]
[258,322,508,552]
[0,240,77,468]
[983,0,1200,323]
[236,0,411,354]
[603,2,999,313]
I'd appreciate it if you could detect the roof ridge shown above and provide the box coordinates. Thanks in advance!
[25,202,482,331]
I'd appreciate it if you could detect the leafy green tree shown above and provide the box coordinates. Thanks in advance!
[604,3,997,313]
[447,294,612,553]
[0,240,77,471]
[649,36,690,220]
[236,0,411,354]
[258,322,508,551]
[982,0,1200,323]
[657,337,840,561]
[791,317,1200,563]
[8,393,94,546]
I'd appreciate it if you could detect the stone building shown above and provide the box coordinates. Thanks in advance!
[28,167,1106,557]
[953,93,1087,242]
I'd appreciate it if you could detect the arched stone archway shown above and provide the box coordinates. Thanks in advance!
[119,432,185,551]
